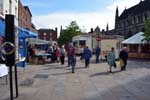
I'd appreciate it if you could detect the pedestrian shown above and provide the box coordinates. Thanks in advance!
[95,45,101,63]
[83,46,92,68]
[60,45,66,65]
[107,47,116,73]
[119,47,128,71]
[68,43,76,73]
[66,43,71,67]
[79,45,84,60]
[55,47,60,63]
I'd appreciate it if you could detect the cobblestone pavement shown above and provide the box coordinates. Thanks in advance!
[0,58,150,100]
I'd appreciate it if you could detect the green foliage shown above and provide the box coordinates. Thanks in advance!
[58,21,80,45]
[143,19,150,42]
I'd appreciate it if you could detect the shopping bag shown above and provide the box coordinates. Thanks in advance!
[114,62,117,68]
[120,59,124,67]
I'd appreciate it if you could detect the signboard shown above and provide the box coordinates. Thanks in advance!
[96,36,101,41]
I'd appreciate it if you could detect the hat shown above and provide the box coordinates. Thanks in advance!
[123,47,127,50]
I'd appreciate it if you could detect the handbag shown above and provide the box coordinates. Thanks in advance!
[120,59,124,67]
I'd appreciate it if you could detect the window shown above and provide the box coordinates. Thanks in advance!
[144,13,147,21]
[129,45,138,52]
[0,0,3,15]
[15,6,17,17]
[138,16,141,23]
[141,44,150,53]
[9,0,12,14]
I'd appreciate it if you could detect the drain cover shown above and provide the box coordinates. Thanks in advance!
[20,78,34,86]
[34,74,49,79]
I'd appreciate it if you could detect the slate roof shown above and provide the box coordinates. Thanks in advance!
[119,0,150,20]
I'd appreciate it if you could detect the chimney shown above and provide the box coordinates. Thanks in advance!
[91,28,93,33]
[55,27,57,33]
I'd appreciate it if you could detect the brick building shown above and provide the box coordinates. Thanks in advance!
[38,28,58,42]
[18,0,37,33]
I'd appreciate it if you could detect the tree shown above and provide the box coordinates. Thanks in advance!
[143,19,150,42]
[58,21,80,45]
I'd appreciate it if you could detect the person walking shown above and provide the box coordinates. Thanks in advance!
[68,43,76,73]
[79,45,84,60]
[55,47,60,63]
[83,46,92,68]
[95,45,101,63]
[66,43,71,67]
[119,47,128,71]
[107,47,116,73]
[60,45,66,65]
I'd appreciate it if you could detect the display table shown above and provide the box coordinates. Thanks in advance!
[0,64,8,77]
[34,53,51,64]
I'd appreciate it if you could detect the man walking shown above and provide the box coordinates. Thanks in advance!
[84,46,92,68]
[95,45,101,63]
[119,47,128,71]
[68,43,76,73]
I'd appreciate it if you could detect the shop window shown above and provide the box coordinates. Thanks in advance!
[129,45,138,52]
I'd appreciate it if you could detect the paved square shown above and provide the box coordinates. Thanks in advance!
[0,58,150,100]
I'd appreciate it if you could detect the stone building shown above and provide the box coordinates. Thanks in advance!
[115,0,150,39]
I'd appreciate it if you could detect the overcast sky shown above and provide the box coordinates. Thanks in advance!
[21,0,140,32]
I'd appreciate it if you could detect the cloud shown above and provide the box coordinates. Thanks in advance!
[32,0,140,33]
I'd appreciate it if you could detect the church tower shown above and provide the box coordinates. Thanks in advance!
[115,6,119,29]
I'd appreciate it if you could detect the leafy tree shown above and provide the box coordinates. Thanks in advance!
[143,19,150,42]
[58,21,80,45]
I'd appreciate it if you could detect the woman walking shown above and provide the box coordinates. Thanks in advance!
[107,47,116,73]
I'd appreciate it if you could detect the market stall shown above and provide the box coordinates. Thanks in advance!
[123,32,150,59]
[17,27,38,67]
[28,38,52,64]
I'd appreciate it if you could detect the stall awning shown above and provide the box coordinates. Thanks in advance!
[29,38,50,44]
[0,18,5,36]
[122,32,148,44]
[18,27,38,38]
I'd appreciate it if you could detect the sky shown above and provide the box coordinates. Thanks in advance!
[21,0,140,32]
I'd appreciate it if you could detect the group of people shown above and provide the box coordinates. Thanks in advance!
[107,47,128,73]
[66,43,92,73]
[27,43,128,74]
[46,43,128,74]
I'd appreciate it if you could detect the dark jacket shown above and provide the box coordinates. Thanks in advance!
[96,47,101,56]
[84,47,92,60]
[119,50,128,61]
